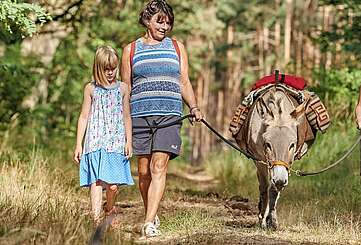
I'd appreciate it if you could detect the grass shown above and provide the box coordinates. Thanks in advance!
[204,149,258,198]
[161,210,222,237]
[0,136,219,244]
[1,122,361,244]
[0,146,93,244]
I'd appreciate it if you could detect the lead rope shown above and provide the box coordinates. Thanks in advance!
[133,114,360,176]
[200,117,361,176]
[290,134,361,176]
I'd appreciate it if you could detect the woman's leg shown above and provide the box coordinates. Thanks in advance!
[145,152,170,223]
[138,155,152,214]
[90,181,103,221]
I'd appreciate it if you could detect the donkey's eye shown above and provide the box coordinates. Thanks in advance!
[289,143,295,151]
[265,142,272,151]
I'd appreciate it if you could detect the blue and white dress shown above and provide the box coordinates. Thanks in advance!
[79,82,134,187]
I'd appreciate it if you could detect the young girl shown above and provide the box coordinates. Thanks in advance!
[73,46,134,226]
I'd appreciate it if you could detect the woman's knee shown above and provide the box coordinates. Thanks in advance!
[150,157,168,176]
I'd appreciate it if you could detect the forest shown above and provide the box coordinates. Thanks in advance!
[1,0,361,244]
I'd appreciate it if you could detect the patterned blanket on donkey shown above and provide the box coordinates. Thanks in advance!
[229,72,330,154]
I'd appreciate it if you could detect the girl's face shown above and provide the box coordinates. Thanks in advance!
[147,12,171,41]
[105,66,117,83]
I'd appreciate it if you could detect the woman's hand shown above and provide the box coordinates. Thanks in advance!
[190,107,203,122]
[73,145,82,164]
[125,142,133,159]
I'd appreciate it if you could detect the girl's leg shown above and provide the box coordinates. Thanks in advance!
[138,155,152,214]
[90,181,103,221]
[105,183,118,213]
[145,152,169,223]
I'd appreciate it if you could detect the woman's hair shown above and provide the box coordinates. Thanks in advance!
[139,0,174,30]
[92,46,119,87]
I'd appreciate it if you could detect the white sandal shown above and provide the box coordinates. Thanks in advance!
[141,222,161,238]
[153,214,160,228]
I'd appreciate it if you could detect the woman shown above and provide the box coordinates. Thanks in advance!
[121,0,202,238]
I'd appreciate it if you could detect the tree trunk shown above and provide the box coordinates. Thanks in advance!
[284,0,293,67]
[258,25,264,76]
[263,25,271,75]
[223,23,235,135]
[296,30,303,74]
[274,0,281,70]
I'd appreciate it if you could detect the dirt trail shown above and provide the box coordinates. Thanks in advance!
[90,169,305,245]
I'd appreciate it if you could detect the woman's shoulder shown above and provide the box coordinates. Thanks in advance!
[124,38,141,49]
[122,39,140,58]
[123,42,132,52]
[171,38,184,48]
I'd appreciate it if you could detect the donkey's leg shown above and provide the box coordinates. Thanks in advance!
[255,161,270,228]
[266,184,280,230]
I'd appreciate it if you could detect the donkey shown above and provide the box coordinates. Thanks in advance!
[241,86,308,229]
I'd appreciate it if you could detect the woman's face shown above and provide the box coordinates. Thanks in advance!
[147,12,171,41]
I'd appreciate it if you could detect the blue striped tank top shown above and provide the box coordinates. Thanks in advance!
[131,37,182,117]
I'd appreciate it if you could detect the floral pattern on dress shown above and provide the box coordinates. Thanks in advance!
[83,82,125,154]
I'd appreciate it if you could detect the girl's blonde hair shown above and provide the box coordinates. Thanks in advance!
[92,46,119,86]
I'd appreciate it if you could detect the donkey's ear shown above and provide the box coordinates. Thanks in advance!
[290,103,305,123]
[291,93,312,124]
[256,97,274,120]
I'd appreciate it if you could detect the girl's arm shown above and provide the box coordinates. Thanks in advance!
[177,40,203,121]
[121,82,133,158]
[355,85,361,129]
[74,83,93,163]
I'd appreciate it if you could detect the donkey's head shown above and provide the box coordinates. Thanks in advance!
[256,89,305,190]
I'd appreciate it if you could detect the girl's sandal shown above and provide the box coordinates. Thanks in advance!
[93,216,103,229]
[104,206,122,229]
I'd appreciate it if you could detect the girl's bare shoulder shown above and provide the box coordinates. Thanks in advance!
[84,81,95,96]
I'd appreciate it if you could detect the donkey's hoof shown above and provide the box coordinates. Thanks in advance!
[259,219,267,229]
[266,216,278,230]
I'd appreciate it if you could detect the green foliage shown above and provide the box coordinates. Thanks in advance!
[317,0,361,67]
[0,44,42,132]
[0,0,51,43]
[313,68,361,119]
[0,0,50,136]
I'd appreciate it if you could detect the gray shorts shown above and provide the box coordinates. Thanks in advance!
[132,115,182,160]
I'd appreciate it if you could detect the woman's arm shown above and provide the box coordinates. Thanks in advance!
[355,85,361,128]
[177,40,203,121]
[121,43,132,91]
[74,83,93,163]
[121,82,133,158]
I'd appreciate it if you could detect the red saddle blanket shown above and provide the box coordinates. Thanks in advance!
[252,74,307,91]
